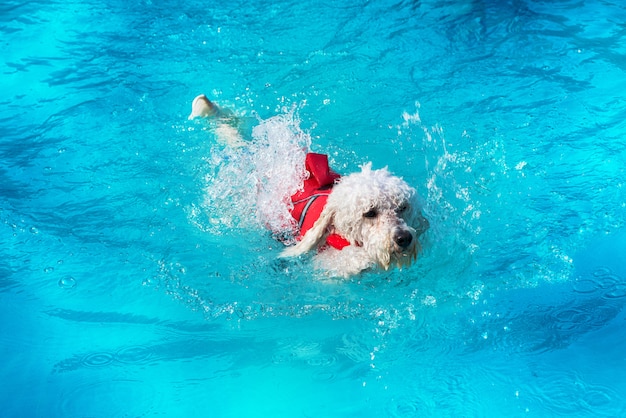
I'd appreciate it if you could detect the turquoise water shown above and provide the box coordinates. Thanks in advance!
[2,0,626,416]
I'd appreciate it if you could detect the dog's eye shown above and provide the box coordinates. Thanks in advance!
[363,209,378,218]
[397,203,409,213]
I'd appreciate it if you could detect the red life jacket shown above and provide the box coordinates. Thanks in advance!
[290,153,350,250]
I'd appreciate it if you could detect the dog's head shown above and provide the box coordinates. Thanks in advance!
[281,163,428,272]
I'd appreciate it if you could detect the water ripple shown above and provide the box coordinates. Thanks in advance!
[115,345,154,364]
[58,379,158,418]
[82,352,114,368]
[463,274,626,355]
[527,370,621,416]
[54,345,156,373]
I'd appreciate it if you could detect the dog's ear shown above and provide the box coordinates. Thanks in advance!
[280,208,334,258]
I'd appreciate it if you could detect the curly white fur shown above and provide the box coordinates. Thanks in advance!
[281,163,428,277]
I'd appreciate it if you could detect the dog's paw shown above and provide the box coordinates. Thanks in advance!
[188,94,218,120]
[279,244,302,258]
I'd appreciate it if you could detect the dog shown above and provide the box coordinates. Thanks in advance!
[190,95,429,277]
[280,152,429,277]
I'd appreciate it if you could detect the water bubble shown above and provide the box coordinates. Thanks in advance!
[142,276,159,286]
[29,227,39,234]
[58,276,77,289]
[423,295,437,306]
[43,266,55,273]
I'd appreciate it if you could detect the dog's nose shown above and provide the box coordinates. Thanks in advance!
[393,230,413,248]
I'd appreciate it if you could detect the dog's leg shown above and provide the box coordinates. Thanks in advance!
[313,246,374,278]
[188,94,245,148]
[188,94,219,119]
[280,209,334,258]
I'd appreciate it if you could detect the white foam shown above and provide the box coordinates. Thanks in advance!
[199,107,311,242]
[249,109,311,239]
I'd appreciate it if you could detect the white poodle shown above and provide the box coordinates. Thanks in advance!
[280,153,428,277]
[190,95,428,277]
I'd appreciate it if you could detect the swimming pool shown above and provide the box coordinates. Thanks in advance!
[2,0,626,415]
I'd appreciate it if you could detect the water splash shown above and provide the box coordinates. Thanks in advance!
[249,108,311,239]
[195,106,310,243]
[399,102,578,290]
[181,103,506,325]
